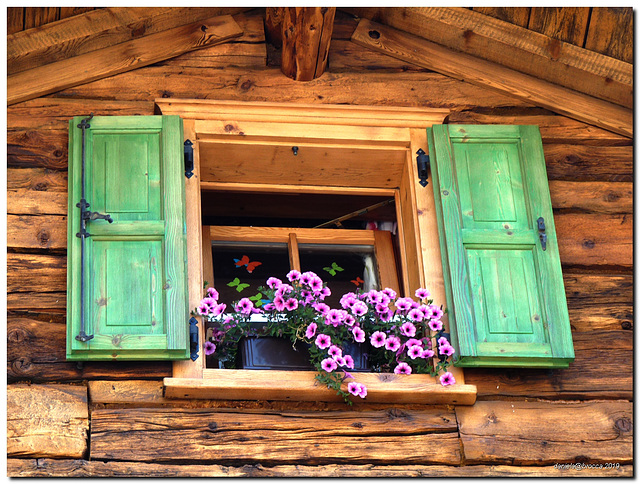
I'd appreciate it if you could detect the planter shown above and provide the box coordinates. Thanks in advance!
[239,336,370,371]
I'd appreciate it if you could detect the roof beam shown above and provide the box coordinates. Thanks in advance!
[352,18,632,138]
[343,7,632,108]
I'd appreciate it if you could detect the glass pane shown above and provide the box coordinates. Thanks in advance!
[299,243,379,308]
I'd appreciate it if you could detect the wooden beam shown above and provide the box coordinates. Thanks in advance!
[585,7,634,63]
[7,15,243,106]
[7,7,249,75]
[352,18,632,137]
[7,8,25,34]
[344,7,632,108]
[528,7,590,46]
[24,7,59,30]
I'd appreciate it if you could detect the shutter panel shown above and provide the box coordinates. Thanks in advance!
[428,124,574,368]
[67,116,190,360]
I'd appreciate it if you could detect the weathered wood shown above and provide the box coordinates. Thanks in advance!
[280,7,336,81]
[7,215,67,250]
[7,190,68,216]
[543,144,633,182]
[345,8,632,108]
[8,7,249,75]
[264,7,284,48]
[91,407,462,464]
[465,330,632,400]
[7,459,634,477]
[7,384,88,458]
[528,7,590,46]
[7,254,66,293]
[456,400,633,464]
[330,39,428,73]
[24,7,59,30]
[7,129,68,170]
[7,293,66,311]
[58,7,94,21]
[549,181,632,214]
[352,19,632,137]
[564,272,632,306]
[7,7,25,34]
[89,380,167,405]
[555,213,632,268]
[472,7,530,27]
[8,15,243,106]
[7,317,173,382]
[585,8,633,63]
[7,167,67,191]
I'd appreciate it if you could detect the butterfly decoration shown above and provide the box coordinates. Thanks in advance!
[233,255,263,273]
[227,277,250,292]
[351,277,364,287]
[249,292,271,308]
[323,262,344,276]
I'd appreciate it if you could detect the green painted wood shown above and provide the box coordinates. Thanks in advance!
[428,124,574,368]
[67,115,189,361]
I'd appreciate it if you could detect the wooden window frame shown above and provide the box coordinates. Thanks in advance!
[157,99,477,405]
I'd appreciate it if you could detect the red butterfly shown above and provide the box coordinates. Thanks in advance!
[234,255,262,273]
[351,277,364,287]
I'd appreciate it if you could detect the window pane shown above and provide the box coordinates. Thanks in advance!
[299,244,379,308]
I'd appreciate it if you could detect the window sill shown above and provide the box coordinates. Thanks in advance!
[164,369,477,405]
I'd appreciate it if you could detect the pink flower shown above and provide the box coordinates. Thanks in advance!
[347,381,360,396]
[407,345,424,359]
[430,305,444,319]
[286,270,301,282]
[415,288,430,300]
[343,354,355,369]
[299,272,313,285]
[352,327,366,343]
[319,287,331,299]
[394,362,412,375]
[321,358,338,372]
[235,298,254,315]
[379,308,393,322]
[211,303,226,317]
[309,277,323,292]
[438,336,450,347]
[406,338,423,347]
[266,277,282,289]
[328,345,343,359]
[428,319,443,331]
[395,297,413,313]
[315,334,331,349]
[201,297,217,307]
[382,287,397,300]
[343,314,356,327]
[357,384,367,398]
[385,335,401,352]
[439,344,455,356]
[401,321,417,336]
[273,296,286,312]
[421,305,434,318]
[284,298,299,311]
[206,287,219,300]
[305,322,317,339]
[440,372,456,386]
[197,302,211,316]
[262,303,275,311]
[327,309,345,326]
[408,308,424,323]
[340,293,358,309]
[334,356,346,367]
[370,331,387,348]
[276,284,294,296]
[422,348,435,358]
[351,301,368,316]
[313,302,330,317]
[204,341,216,355]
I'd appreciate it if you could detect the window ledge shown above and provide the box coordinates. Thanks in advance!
[164,370,477,405]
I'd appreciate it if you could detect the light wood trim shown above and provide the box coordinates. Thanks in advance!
[172,120,203,379]
[393,190,410,295]
[156,99,450,128]
[165,370,477,405]
[352,18,632,138]
[198,136,409,151]
[202,221,214,291]
[373,230,401,295]
[288,233,301,272]
[200,181,396,197]
[208,226,376,245]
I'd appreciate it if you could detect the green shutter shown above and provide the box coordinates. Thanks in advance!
[428,125,574,368]
[67,116,190,360]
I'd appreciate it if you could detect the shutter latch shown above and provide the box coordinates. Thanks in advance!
[537,217,547,251]
[184,140,194,178]
[189,317,199,361]
[416,149,430,187]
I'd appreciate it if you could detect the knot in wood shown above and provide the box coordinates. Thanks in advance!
[368,30,380,40]
[615,417,632,433]
[37,229,50,246]
[582,239,596,249]
[208,421,218,431]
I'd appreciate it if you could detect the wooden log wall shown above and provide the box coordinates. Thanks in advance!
[7,9,633,477]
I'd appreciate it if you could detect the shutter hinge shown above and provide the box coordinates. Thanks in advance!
[189,317,199,361]
[416,148,430,187]
[184,139,194,178]
[537,217,547,251]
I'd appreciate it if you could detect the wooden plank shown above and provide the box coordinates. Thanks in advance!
[345,8,632,108]
[7,317,173,383]
[7,254,66,293]
[7,215,67,250]
[7,190,68,216]
[24,7,59,30]
[549,181,632,214]
[465,330,632,400]
[555,213,632,268]
[7,293,66,311]
[89,380,166,405]
[8,15,243,105]
[543,144,633,182]
[209,226,376,245]
[330,39,427,73]
[201,181,395,197]
[585,8,633,63]
[7,167,67,192]
[7,8,24,34]
[528,7,590,46]
[91,407,462,464]
[8,129,69,170]
[58,7,94,21]
[8,7,249,75]
[6,459,634,478]
[457,400,633,464]
[472,7,530,27]
[352,19,632,137]
[7,384,88,458]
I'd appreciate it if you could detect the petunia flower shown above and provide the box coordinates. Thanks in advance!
[385,335,401,352]
[266,277,283,289]
[370,331,387,348]
[347,381,360,396]
[343,354,355,369]
[340,293,358,310]
[309,276,323,292]
[422,348,435,358]
[428,319,443,331]
[313,302,330,317]
[211,303,226,317]
[328,345,343,359]
[351,301,368,317]
[235,298,254,315]
[394,362,412,375]
[334,356,346,367]
[299,272,313,286]
[197,302,211,316]
[430,305,444,319]
[379,308,393,322]
[440,372,456,386]
[273,296,286,312]
[305,322,317,339]
[395,297,413,313]
[438,336,450,347]
[319,287,331,299]
[439,344,455,356]
[352,327,366,343]
[206,287,219,300]
[415,287,431,300]
[315,333,331,349]
[286,270,301,282]
[356,383,368,398]
[343,314,356,327]
[204,341,216,356]
[321,358,338,372]
[382,287,397,300]
[407,345,424,359]
[406,338,423,347]
[401,321,418,336]
[284,298,299,311]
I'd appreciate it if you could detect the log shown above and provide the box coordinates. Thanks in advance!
[7,292,66,311]
[7,384,88,458]
[543,144,633,182]
[465,330,633,400]
[456,400,633,465]
[7,190,68,216]
[549,181,632,214]
[280,7,336,81]
[24,7,58,30]
[8,15,244,105]
[8,7,249,75]
[472,7,530,27]
[585,8,633,63]
[7,253,66,293]
[7,167,67,192]
[7,459,634,477]
[90,407,461,464]
[352,18,632,137]
[8,129,68,170]
[528,7,590,46]
[7,7,24,35]
[345,7,632,108]
[330,40,428,73]
[7,215,67,250]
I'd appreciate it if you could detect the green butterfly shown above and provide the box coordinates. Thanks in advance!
[248,292,271,308]
[323,262,344,276]
[227,277,249,292]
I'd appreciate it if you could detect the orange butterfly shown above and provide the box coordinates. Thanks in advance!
[234,255,263,273]
[351,277,364,287]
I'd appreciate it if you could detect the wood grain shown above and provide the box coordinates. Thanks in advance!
[7,254,66,293]
[472,7,530,27]
[91,407,462,464]
[352,18,632,137]
[528,7,590,46]
[7,215,67,250]
[7,8,25,34]
[549,181,632,214]
[7,190,68,216]
[24,7,59,30]
[457,400,633,464]
[7,384,88,458]
[542,144,633,182]
[585,8,633,63]
[8,15,243,105]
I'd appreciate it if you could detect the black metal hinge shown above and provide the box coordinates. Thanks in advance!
[416,148,430,187]
[184,139,194,178]
[189,317,199,361]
